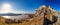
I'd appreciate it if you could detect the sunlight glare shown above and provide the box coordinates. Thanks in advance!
[1,3,11,13]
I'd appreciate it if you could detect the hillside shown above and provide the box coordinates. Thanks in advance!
[0,5,60,25]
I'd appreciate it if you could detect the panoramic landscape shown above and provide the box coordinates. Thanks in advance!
[0,0,60,25]
[0,5,60,25]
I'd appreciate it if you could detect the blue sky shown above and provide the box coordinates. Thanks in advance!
[0,0,60,13]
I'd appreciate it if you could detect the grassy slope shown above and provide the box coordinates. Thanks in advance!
[56,13,60,25]
[0,13,60,25]
[0,16,43,25]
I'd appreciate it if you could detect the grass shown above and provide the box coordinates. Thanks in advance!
[0,13,60,25]
[0,16,43,25]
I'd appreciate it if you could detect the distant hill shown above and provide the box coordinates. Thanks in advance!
[0,13,22,16]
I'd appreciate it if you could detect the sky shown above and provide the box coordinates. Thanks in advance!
[0,0,60,14]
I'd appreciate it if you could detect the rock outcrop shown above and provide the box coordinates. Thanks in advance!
[35,5,58,25]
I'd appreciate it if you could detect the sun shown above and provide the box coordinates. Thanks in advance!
[1,3,11,13]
